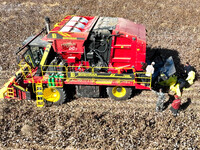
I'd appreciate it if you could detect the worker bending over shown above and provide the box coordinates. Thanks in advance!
[170,95,181,116]
[184,62,195,85]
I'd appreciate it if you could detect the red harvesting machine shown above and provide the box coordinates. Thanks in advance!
[0,15,152,107]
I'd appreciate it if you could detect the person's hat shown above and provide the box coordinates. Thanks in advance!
[174,95,179,98]
[151,62,155,65]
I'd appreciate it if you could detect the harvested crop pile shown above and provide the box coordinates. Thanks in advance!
[0,0,200,149]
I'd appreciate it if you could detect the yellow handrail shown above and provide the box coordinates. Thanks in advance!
[40,65,151,87]
[134,72,152,88]
[16,63,152,88]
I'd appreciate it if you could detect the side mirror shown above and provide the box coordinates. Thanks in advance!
[16,55,21,64]
[45,17,51,34]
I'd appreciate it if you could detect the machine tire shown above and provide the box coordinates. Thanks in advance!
[107,86,132,101]
[43,87,66,105]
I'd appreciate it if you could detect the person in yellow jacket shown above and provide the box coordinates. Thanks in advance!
[184,62,195,85]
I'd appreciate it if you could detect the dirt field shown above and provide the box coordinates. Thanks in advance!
[0,0,200,149]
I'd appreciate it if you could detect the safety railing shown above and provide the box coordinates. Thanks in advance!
[40,65,136,87]
[18,57,34,80]
[18,57,35,92]
[40,65,152,87]
[66,66,135,74]
[41,65,67,87]
[66,66,136,85]
[134,72,152,88]
[41,65,135,75]
[17,63,152,88]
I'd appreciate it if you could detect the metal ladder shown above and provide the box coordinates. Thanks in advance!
[18,59,33,79]
[35,83,44,107]
[7,87,14,98]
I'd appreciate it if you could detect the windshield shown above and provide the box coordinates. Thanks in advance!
[23,46,44,68]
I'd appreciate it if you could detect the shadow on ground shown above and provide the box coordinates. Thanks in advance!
[180,98,191,111]
[146,46,185,76]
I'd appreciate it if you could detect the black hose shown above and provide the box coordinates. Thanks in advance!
[95,34,123,53]
[95,35,112,53]
[89,33,123,67]
[92,50,107,67]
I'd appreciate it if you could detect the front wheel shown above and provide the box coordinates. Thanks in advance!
[107,86,132,101]
[43,87,66,105]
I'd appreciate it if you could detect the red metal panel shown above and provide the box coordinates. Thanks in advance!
[22,91,26,99]
[116,18,146,41]
[109,31,137,69]
[135,83,150,90]
[109,18,146,71]
[43,16,98,42]
[53,39,84,54]
[67,57,76,63]
[53,39,84,63]
[14,89,17,97]
[18,90,22,100]
[135,39,146,71]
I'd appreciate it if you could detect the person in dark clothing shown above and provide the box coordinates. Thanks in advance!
[178,78,189,90]
[184,62,193,74]
[170,95,181,116]
[141,62,148,71]
[140,62,148,84]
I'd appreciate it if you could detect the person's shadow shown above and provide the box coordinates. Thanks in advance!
[180,98,191,110]
[163,96,191,111]
[163,94,174,110]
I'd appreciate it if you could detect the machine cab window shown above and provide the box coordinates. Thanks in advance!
[23,46,44,68]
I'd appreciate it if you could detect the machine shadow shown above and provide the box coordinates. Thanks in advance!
[163,94,174,110]
[146,46,185,76]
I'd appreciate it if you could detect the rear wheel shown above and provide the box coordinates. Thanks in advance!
[107,86,132,101]
[43,87,66,105]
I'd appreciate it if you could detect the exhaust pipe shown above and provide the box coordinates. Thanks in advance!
[45,17,51,34]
